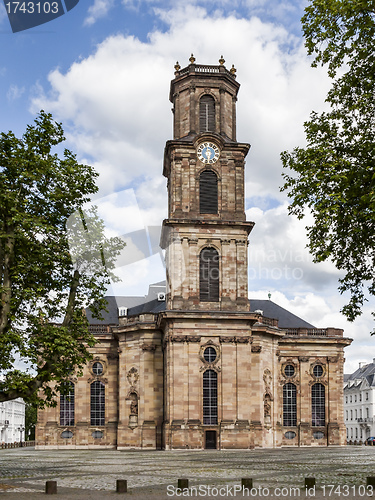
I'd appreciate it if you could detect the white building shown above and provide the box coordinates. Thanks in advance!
[344,360,375,443]
[0,398,26,444]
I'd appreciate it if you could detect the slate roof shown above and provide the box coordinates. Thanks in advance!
[87,281,316,330]
[249,299,315,329]
[345,362,375,385]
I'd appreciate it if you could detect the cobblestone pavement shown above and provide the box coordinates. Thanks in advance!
[1,447,375,499]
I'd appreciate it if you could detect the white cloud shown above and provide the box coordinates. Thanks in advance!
[84,0,115,26]
[7,84,25,101]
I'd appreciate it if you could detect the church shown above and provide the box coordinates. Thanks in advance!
[36,56,351,450]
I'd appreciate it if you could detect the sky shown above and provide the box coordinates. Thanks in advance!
[1,0,374,373]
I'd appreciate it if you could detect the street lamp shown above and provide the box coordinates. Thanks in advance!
[18,426,25,447]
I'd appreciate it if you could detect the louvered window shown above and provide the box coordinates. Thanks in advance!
[283,383,297,427]
[199,247,219,302]
[312,383,325,427]
[199,95,215,132]
[203,370,218,424]
[200,170,218,214]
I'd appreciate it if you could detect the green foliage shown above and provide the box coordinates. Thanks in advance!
[281,1,375,331]
[25,402,37,440]
[0,111,125,405]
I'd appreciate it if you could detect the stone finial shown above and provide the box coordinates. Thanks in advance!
[189,53,196,64]
[174,61,181,72]
[230,64,237,75]
[219,55,225,65]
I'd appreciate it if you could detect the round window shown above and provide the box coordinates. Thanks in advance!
[313,431,324,440]
[284,431,296,439]
[313,365,323,377]
[61,430,73,439]
[284,365,295,377]
[204,347,217,363]
[92,362,103,375]
[92,431,103,439]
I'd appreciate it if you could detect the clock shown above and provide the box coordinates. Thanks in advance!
[197,141,220,164]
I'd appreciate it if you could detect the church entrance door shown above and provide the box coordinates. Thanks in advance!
[205,430,217,449]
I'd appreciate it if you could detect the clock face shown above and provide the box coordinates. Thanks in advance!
[197,142,220,164]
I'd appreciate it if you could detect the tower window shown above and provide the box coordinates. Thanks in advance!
[60,382,75,426]
[199,247,219,302]
[90,381,105,426]
[199,170,218,214]
[203,370,218,425]
[199,95,215,132]
[283,382,297,427]
[312,383,325,427]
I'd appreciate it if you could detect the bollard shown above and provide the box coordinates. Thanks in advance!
[45,481,57,494]
[178,479,189,490]
[241,478,253,489]
[305,478,316,489]
[367,477,375,487]
[116,480,127,493]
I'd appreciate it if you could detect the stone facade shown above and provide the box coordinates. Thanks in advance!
[36,57,351,450]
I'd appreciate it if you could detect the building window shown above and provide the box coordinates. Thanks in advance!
[204,347,217,363]
[284,365,295,377]
[345,396,348,403]
[60,382,75,426]
[199,95,215,133]
[366,407,369,418]
[350,396,352,402]
[345,410,348,421]
[360,409,362,418]
[199,247,219,302]
[90,381,105,426]
[355,395,357,402]
[355,409,357,419]
[366,392,369,401]
[203,370,218,425]
[350,410,353,420]
[92,362,103,375]
[313,365,324,377]
[199,170,218,214]
[312,383,325,426]
[360,393,362,402]
[361,428,363,439]
[283,383,297,427]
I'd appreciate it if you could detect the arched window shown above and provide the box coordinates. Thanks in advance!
[199,95,215,132]
[60,382,75,426]
[203,370,218,425]
[90,381,105,426]
[283,383,297,427]
[312,383,325,427]
[199,170,218,214]
[199,247,219,302]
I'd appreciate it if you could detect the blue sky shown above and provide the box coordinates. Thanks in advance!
[1,0,374,372]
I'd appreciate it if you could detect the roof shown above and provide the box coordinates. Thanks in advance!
[86,296,148,325]
[87,279,316,329]
[345,362,375,384]
[249,299,315,329]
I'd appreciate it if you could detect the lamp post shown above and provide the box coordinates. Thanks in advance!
[18,426,25,447]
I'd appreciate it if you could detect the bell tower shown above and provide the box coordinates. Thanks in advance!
[161,55,254,311]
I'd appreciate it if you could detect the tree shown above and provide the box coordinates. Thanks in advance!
[0,111,124,405]
[281,0,375,331]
